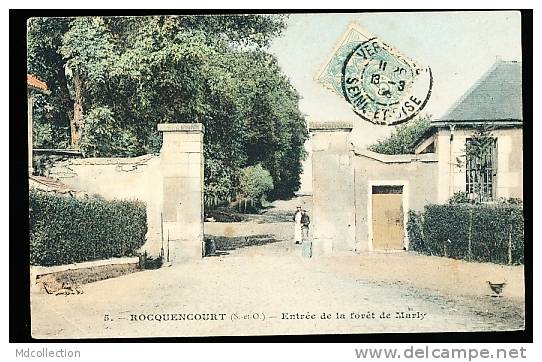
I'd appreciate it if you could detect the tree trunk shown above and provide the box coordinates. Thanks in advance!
[468,208,473,261]
[70,72,84,150]
[508,212,513,265]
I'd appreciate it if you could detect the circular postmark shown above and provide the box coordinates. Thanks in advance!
[341,37,432,125]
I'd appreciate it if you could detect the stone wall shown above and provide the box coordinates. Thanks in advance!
[309,121,438,254]
[352,149,439,251]
[48,154,164,256]
[309,122,522,255]
[297,137,313,195]
[158,123,205,262]
[47,123,205,263]
[434,128,523,202]
[309,121,356,255]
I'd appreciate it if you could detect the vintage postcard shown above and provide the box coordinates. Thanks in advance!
[24,11,526,339]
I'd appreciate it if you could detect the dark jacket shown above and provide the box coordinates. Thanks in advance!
[301,213,310,227]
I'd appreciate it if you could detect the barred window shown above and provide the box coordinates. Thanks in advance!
[465,138,497,202]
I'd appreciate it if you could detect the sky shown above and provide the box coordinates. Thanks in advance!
[269,11,522,146]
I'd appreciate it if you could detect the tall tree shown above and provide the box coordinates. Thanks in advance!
[368,115,432,155]
[59,17,117,149]
[462,124,496,203]
[27,17,72,148]
[27,15,308,200]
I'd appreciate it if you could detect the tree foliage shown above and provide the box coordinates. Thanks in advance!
[447,191,470,204]
[456,124,496,203]
[238,164,274,202]
[368,115,432,155]
[464,124,495,163]
[407,204,523,265]
[30,191,147,266]
[27,15,308,200]
[27,17,72,148]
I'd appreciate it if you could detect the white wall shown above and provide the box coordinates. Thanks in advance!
[297,138,313,195]
[48,155,164,256]
[436,128,523,202]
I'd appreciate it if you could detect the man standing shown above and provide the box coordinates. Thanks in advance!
[293,206,302,244]
[301,209,310,242]
[301,209,311,258]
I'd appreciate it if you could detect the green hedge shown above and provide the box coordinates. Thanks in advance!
[407,204,524,265]
[30,191,147,266]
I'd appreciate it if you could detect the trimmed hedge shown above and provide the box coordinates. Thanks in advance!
[407,204,524,265]
[30,191,147,266]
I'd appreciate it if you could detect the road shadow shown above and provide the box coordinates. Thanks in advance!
[204,234,281,255]
[205,208,294,224]
[204,195,313,224]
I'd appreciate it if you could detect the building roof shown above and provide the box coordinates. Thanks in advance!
[413,60,523,152]
[309,121,354,131]
[27,74,50,93]
[438,60,522,124]
[29,176,76,194]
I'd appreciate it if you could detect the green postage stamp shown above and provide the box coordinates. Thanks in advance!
[316,23,433,125]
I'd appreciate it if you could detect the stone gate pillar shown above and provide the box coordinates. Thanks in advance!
[158,123,205,263]
[309,121,355,256]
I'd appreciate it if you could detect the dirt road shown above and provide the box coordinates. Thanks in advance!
[31,197,525,338]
